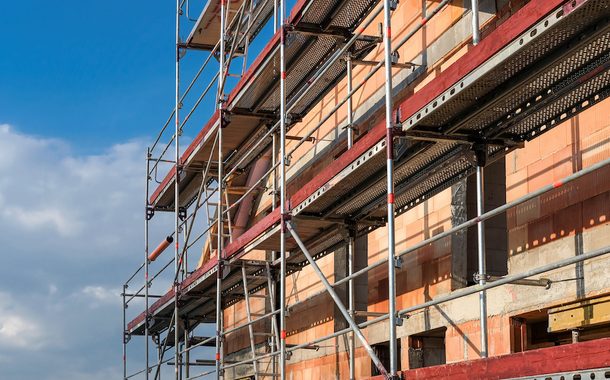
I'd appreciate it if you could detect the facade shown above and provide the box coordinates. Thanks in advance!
[122,0,610,379]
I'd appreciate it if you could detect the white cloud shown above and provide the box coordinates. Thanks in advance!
[0,292,50,350]
[3,206,80,236]
[0,124,146,256]
[0,124,165,379]
[77,285,121,309]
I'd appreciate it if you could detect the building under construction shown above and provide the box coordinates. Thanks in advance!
[121,0,610,378]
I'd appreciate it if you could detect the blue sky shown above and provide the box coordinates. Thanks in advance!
[0,1,176,153]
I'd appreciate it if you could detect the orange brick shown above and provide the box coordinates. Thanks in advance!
[539,122,570,159]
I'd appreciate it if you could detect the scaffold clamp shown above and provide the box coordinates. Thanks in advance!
[395,315,404,326]
[146,206,155,220]
[394,256,403,269]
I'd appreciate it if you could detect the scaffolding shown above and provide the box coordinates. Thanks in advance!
[122,0,610,379]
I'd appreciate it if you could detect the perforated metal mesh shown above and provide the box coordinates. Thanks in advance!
[298,0,610,226]
[300,0,377,30]
[417,0,610,130]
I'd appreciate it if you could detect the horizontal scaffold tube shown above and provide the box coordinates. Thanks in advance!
[288,156,610,311]
[282,244,610,355]
[210,244,610,370]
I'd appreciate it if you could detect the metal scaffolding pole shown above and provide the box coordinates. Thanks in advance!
[382,0,398,375]
[346,49,356,380]
[476,165,488,357]
[122,285,127,380]
[216,0,227,377]
[145,149,151,380]
[184,321,190,379]
[287,223,388,377]
[279,0,288,373]
[241,265,260,379]
[471,0,480,45]
[347,232,356,380]
[174,0,182,378]
[346,55,354,150]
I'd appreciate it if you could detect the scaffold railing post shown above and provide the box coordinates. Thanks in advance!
[475,145,488,358]
[174,0,182,378]
[472,0,480,45]
[145,147,151,380]
[216,0,227,378]
[122,284,128,380]
[382,0,398,375]
[347,226,356,380]
[346,54,354,149]
[279,0,288,375]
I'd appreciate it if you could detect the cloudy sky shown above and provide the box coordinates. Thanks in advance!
[0,1,211,378]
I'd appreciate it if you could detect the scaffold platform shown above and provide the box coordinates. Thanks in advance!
[127,0,610,343]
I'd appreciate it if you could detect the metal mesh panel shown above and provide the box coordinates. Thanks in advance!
[332,142,458,216]
[465,32,610,134]
[415,0,610,129]
[300,0,377,29]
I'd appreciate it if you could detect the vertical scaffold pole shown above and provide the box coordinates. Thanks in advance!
[145,148,151,380]
[122,284,127,380]
[184,320,190,379]
[347,231,356,380]
[382,0,398,375]
[346,55,354,149]
[279,0,287,376]
[216,0,227,377]
[346,54,355,380]
[174,0,181,378]
[471,0,480,45]
[476,164,488,357]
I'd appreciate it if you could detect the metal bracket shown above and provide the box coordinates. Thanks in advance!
[394,256,403,269]
[391,51,399,65]
[473,272,486,282]
[146,206,155,220]
[472,142,488,167]
[395,315,404,326]
[146,316,155,330]
[178,207,187,221]
[389,0,398,11]
[220,109,231,126]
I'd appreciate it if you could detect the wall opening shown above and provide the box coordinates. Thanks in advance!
[371,339,402,376]
[408,327,447,369]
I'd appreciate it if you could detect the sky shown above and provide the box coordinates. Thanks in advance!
[0,1,260,378]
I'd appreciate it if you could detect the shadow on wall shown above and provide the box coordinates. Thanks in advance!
[506,115,610,257]
[286,292,335,337]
